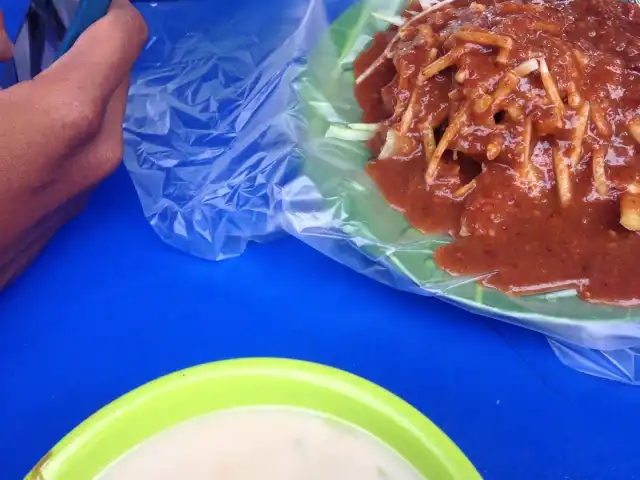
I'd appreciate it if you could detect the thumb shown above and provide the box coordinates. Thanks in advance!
[39,0,147,105]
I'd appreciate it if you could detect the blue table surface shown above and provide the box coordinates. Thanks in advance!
[2,1,640,479]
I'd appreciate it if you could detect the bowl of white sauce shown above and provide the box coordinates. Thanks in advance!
[25,358,481,480]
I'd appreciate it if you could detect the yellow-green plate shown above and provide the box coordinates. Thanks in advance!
[26,358,480,480]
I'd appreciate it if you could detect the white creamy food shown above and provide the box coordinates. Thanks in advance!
[97,407,426,480]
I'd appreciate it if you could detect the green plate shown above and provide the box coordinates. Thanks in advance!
[26,358,480,480]
[299,0,638,325]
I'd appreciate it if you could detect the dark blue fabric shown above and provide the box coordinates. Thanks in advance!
[0,1,28,39]
[0,0,28,86]
[2,1,640,480]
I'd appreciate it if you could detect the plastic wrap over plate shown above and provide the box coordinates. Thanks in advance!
[123,0,640,383]
[123,0,345,259]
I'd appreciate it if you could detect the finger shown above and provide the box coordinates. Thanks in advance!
[0,0,144,205]
[0,78,128,239]
[57,79,131,194]
[0,11,13,62]
[0,189,89,260]
[0,233,53,290]
[0,81,128,287]
[35,0,147,107]
[0,194,87,290]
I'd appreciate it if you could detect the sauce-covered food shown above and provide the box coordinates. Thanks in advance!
[97,407,425,480]
[354,0,640,305]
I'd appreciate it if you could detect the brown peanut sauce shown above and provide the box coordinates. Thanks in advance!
[354,0,640,305]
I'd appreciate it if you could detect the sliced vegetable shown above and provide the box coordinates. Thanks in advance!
[325,124,377,141]
[347,122,381,131]
[379,130,398,159]
[371,12,405,27]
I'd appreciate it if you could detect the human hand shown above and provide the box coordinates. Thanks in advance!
[0,0,148,290]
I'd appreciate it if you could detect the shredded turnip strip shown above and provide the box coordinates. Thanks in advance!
[426,102,470,181]
[484,73,519,115]
[505,103,523,121]
[379,130,398,159]
[455,68,468,83]
[400,100,417,133]
[421,51,457,80]
[487,142,502,160]
[355,49,392,86]
[419,0,442,9]
[567,82,582,109]
[416,24,436,46]
[326,125,376,141]
[429,106,450,128]
[573,49,589,69]
[590,102,611,138]
[421,45,469,82]
[532,21,561,34]
[474,94,492,114]
[454,30,513,50]
[371,12,406,27]
[449,89,463,101]
[592,146,608,197]
[423,126,436,161]
[629,119,640,144]
[620,192,640,231]
[513,58,539,77]
[399,79,421,130]
[552,146,572,206]
[539,58,564,114]
[521,117,533,178]
[393,78,412,119]
[567,102,590,168]
[496,48,510,65]
[478,59,538,114]
[470,2,486,12]
[498,3,544,13]
[347,123,380,131]
[453,179,477,198]
[415,0,456,18]
[356,0,456,85]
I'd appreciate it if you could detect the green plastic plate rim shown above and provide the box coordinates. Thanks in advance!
[26,358,481,480]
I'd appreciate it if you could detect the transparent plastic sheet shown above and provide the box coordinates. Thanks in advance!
[123,0,640,383]
[123,0,346,260]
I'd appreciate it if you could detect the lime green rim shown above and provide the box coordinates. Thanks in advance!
[26,358,480,480]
